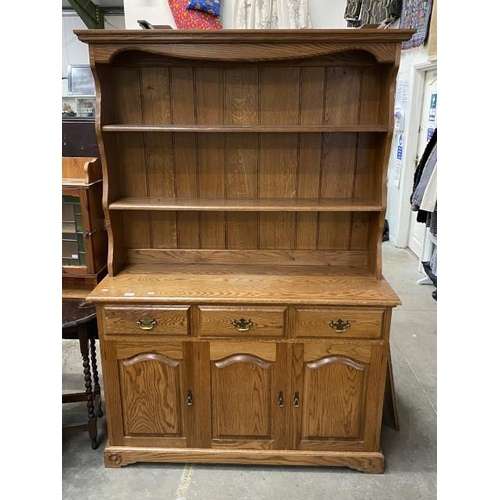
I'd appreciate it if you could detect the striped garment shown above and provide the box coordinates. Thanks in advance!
[411,142,437,210]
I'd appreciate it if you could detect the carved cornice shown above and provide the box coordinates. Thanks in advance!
[75,29,415,64]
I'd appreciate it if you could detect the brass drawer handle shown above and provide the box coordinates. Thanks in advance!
[232,318,254,332]
[136,317,157,330]
[329,319,351,333]
[187,390,193,406]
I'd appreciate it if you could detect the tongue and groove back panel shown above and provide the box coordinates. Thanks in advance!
[95,51,393,275]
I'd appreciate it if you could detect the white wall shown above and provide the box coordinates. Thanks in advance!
[62,12,125,115]
[62,12,125,96]
[309,0,346,28]
[62,15,90,75]
[62,12,126,72]
[386,45,435,247]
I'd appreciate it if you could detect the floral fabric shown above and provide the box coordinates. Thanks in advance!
[168,0,223,29]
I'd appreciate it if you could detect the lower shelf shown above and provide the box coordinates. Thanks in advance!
[103,444,385,473]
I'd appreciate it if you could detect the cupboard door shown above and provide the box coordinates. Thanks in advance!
[291,343,386,451]
[112,341,191,448]
[208,342,288,450]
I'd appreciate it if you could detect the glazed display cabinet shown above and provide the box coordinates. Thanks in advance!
[62,156,107,289]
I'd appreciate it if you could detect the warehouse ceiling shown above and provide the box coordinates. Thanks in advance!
[63,0,125,28]
[63,0,124,7]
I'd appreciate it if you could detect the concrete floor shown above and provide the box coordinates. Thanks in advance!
[62,242,437,500]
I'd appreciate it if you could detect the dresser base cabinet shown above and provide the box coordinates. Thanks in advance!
[77,29,414,473]
[90,270,398,473]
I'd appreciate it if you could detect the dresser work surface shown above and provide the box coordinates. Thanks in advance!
[89,265,401,306]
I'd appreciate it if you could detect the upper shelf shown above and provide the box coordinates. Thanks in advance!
[101,124,389,133]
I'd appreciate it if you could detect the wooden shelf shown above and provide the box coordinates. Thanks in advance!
[62,179,102,188]
[102,124,389,133]
[109,197,383,212]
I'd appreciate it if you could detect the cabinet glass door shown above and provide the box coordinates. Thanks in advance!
[62,195,86,266]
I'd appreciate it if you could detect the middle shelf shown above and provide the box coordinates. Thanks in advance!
[101,124,390,133]
[109,197,383,212]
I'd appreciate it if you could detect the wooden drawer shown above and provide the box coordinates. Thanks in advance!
[198,306,286,337]
[295,307,384,339]
[102,306,190,336]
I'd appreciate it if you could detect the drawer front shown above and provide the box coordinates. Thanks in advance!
[295,307,384,339]
[102,306,190,336]
[198,306,286,338]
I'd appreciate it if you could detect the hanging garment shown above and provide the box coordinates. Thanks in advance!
[344,0,402,27]
[412,127,437,203]
[411,144,436,211]
[420,163,437,213]
[411,127,437,300]
[429,211,437,237]
[422,259,437,286]
[234,0,312,29]
[411,132,437,225]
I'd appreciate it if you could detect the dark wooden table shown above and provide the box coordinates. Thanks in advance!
[62,298,103,449]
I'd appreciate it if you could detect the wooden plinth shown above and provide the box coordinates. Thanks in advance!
[103,444,385,474]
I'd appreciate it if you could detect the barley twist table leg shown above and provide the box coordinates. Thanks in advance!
[90,336,103,418]
[79,325,98,449]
